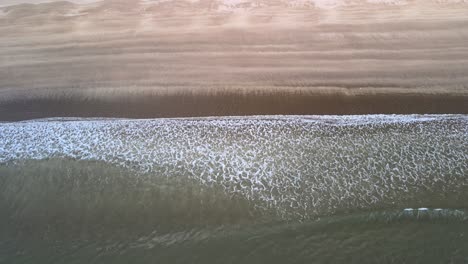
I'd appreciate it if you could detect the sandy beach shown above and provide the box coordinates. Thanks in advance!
[1,0,467,120]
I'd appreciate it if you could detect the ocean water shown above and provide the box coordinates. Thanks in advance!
[0,115,467,263]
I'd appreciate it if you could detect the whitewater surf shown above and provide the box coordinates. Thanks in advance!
[0,115,467,263]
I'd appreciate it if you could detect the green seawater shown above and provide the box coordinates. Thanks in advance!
[0,116,467,263]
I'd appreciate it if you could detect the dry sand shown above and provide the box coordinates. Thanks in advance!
[0,0,97,7]
[0,0,467,120]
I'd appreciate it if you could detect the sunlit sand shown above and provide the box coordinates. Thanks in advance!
[1,0,467,119]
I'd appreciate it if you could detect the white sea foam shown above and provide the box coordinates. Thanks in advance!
[1,115,467,218]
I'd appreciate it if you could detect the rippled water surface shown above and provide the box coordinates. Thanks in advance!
[0,115,467,263]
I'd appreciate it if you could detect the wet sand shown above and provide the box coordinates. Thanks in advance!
[0,92,466,121]
[1,0,467,120]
